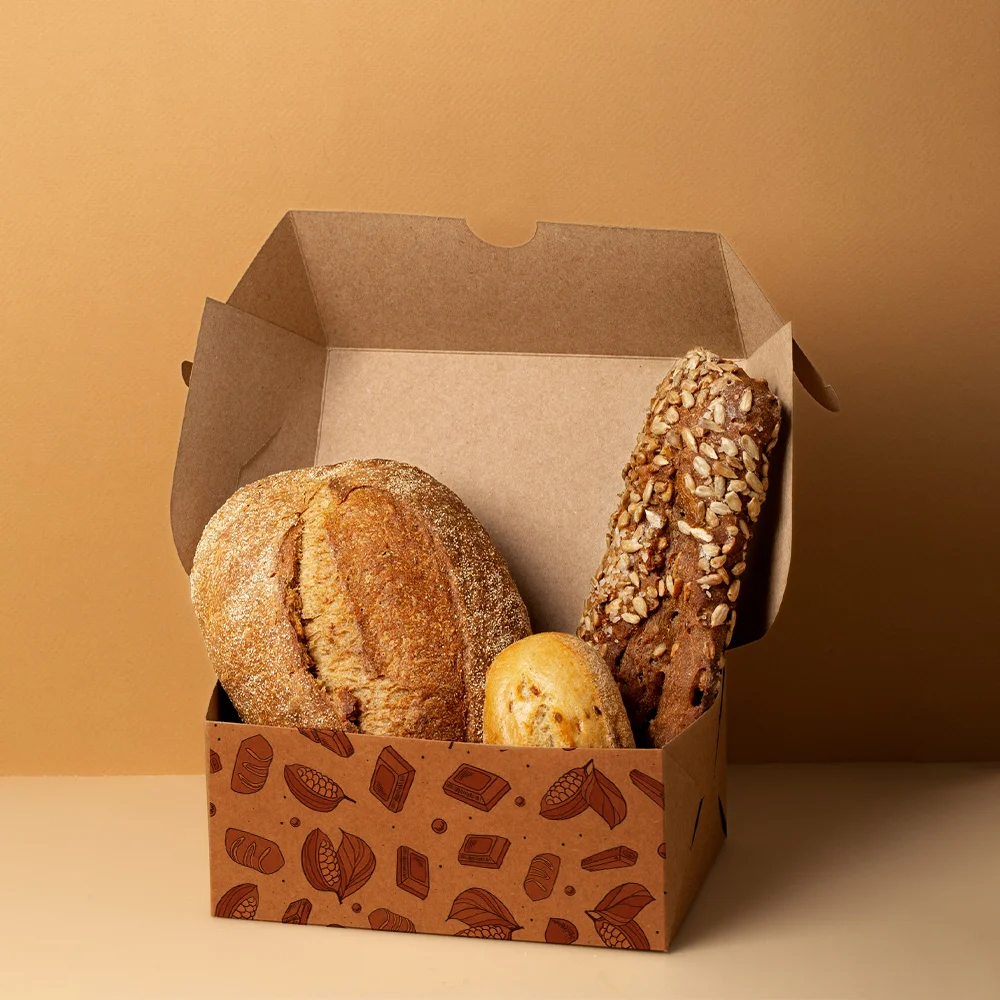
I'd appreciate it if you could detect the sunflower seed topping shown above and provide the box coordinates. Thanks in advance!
[710,604,729,627]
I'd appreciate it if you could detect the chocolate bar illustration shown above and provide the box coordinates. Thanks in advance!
[457,834,510,869]
[396,845,430,899]
[369,747,415,812]
[580,846,638,871]
[442,764,510,812]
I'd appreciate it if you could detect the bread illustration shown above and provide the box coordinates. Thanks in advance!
[369,907,416,932]
[225,828,285,875]
[230,734,273,794]
[523,853,560,901]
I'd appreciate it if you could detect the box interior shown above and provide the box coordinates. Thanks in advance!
[173,212,799,647]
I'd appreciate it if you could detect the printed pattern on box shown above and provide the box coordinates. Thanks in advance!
[206,718,693,950]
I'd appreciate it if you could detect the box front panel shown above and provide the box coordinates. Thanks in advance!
[206,723,671,950]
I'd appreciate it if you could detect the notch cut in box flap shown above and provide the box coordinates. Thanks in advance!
[229,212,781,357]
[173,212,833,645]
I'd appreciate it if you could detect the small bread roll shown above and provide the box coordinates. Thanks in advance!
[483,633,635,749]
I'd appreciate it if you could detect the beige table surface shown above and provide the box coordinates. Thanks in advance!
[2,765,997,1000]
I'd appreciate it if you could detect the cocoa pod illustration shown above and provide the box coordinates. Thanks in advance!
[589,916,650,950]
[298,728,354,757]
[225,828,285,875]
[540,760,594,819]
[301,828,341,893]
[545,917,579,944]
[587,882,655,946]
[284,764,355,812]
[523,853,560,901]
[454,925,514,940]
[215,883,258,919]
[369,907,415,932]
[448,887,522,939]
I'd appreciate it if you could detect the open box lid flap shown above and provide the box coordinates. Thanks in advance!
[174,212,834,644]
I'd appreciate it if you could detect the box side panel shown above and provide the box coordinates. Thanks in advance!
[719,237,784,355]
[171,300,326,571]
[290,212,743,358]
[738,323,794,640]
[206,713,668,950]
[663,677,728,945]
[228,214,326,346]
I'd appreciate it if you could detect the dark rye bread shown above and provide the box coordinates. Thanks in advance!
[578,348,781,747]
[191,460,531,742]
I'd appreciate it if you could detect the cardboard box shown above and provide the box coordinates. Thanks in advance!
[172,212,823,950]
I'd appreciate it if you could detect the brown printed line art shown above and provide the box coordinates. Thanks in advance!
[281,898,312,924]
[586,883,654,951]
[225,828,285,874]
[215,883,258,919]
[629,769,665,809]
[523,853,560,901]
[298,728,354,758]
[544,917,578,944]
[301,827,376,902]
[442,764,510,812]
[580,846,638,871]
[448,887,522,940]
[369,747,415,813]
[284,763,355,813]
[396,845,430,899]
[540,760,626,829]
[457,834,510,869]
[230,734,273,794]
[209,750,222,774]
[369,907,415,932]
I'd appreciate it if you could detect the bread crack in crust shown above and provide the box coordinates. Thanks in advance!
[191,460,531,741]
[578,348,781,747]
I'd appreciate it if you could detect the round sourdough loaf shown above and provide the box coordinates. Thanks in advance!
[191,460,531,741]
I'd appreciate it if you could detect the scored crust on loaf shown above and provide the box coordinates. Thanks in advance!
[578,348,781,747]
[191,460,531,741]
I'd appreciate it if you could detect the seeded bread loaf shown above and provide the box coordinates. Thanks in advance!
[578,348,781,747]
[191,460,531,742]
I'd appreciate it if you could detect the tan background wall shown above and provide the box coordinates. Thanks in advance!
[2,1,998,774]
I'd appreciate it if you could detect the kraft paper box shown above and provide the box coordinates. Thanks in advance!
[172,211,828,951]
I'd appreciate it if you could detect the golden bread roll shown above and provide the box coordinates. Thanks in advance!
[191,460,531,741]
[483,633,635,748]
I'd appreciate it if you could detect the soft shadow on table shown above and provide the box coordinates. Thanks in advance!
[671,762,1000,951]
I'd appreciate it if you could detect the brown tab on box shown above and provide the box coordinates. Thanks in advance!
[457,834,510,869]
[396,845,430,899]
[442,764,510,812]
[581,846,638,871]
[369,747,415,813]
